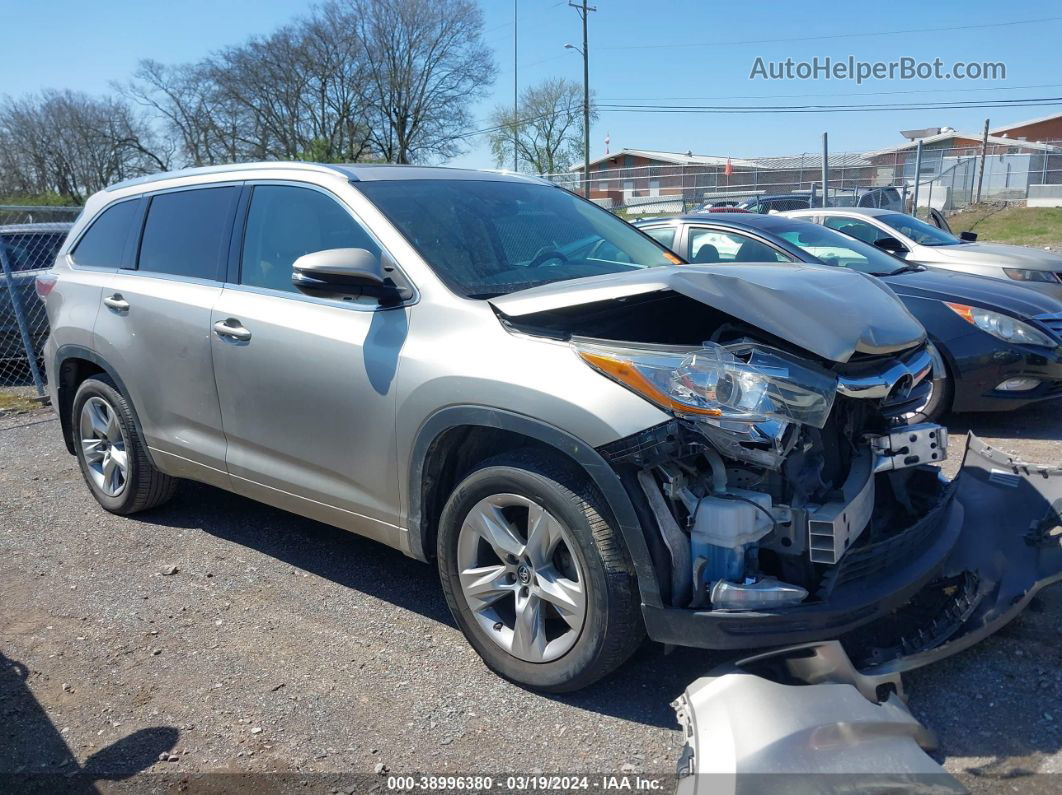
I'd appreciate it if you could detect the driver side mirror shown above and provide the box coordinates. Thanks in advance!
[873,236,908,254]
[959,231,978,242]
[292,248,412,304]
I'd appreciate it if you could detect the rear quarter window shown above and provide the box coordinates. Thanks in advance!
[71,200,140,268]
[138,187,237,280]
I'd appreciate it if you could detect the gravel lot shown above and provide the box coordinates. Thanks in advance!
[1,401,1060,792]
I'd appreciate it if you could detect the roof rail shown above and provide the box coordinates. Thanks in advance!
[105,161,354,192]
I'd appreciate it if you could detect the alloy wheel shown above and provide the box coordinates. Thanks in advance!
[456,493,586,663]
[79,396,129,497]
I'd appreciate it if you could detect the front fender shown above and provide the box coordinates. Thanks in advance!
[406,406,665,608]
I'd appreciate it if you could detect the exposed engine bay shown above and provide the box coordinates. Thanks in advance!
[491,264,1059,665]
[596,344,945,613]
[492,269,944,614]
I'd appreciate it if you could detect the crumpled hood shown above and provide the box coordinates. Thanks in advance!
[914,241,1062,269]
[883,267,1062,317]
[489,263,926,364]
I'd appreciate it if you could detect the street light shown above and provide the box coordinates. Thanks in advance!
[565,0,594,197]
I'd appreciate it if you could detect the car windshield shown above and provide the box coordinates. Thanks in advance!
[877,213,961,246]
[768,220,908,275]
[355,179,676,298]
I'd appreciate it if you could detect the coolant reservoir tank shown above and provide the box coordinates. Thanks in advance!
[691,488,773,548]
[690,489,774,588]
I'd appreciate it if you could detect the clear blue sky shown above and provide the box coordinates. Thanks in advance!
[2,0,1060,168]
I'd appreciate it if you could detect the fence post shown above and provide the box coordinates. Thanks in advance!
[0,241,46,396]
[975,117,990,204]
[821,133,829,207]
[911,139,923,215]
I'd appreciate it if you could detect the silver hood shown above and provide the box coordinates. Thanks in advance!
[489,263,926,364]
[915,241,1062,269]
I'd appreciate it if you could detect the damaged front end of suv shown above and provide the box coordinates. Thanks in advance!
[491,262,1061,665]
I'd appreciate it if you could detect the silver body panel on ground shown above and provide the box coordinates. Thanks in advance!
[672,640,963,794]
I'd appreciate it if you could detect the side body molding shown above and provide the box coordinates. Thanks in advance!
[406,405,663,608]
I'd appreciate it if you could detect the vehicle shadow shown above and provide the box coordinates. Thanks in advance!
[0,652,178,792]
[144,482,729,729]
[945,400,1062,443]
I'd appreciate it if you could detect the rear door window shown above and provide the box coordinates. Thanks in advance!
[823,216,886,246]
[688,228,792,263]
[138,187,237,280]
[640,225,676,249]
[71,200,139,268]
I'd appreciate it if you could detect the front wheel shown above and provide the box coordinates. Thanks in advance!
[437,451,643,692]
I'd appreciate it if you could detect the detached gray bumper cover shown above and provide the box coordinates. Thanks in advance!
[855,432,1062,674]
[673,641,963,794]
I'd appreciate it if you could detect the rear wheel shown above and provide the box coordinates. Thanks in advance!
[71,375,177,514]
[437,451,643,692]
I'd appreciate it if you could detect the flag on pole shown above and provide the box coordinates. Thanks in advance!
[604,132,610,155]
[724,158,733,177]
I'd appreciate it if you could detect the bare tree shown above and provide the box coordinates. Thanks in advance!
[0,90,168,202]
[488,78,593,174]
[337,0,495,163]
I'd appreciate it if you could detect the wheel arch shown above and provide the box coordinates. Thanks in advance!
[53,345,157,467]
[407,406,663,608]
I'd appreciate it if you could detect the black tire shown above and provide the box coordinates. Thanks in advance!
[437,450,644,692]
[906,370,953,425]
[71,375,178,514]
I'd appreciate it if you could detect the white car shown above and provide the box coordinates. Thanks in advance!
[782,206,1062,301]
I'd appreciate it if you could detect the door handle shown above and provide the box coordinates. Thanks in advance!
[103,294,129,312]
[213,319,252,342]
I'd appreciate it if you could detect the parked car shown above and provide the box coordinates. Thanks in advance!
[0,223,71,361]
[734,187,904,215]
[634,214,1062,421]
[782,206,1062,300]
[40,163,1058,691]
[737,194,813,213]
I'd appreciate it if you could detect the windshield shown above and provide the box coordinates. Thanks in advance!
[354,179,676,298]
[877,213,960,246]
[768,220,908,275]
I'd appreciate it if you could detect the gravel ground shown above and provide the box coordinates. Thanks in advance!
[1,402,1060,792]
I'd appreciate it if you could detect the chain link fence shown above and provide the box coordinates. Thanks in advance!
[541,139,1062,217]
[0,206,80,399]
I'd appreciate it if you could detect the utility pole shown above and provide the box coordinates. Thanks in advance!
[513,0,518,172]
[975,117,990,204]
[569,0,595,196]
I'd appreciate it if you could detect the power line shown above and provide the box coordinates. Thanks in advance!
[597,98,1062,115]
[598,83,1062,103]
[597,15,1062,51]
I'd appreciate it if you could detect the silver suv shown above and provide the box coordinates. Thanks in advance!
[41,163,1060,692]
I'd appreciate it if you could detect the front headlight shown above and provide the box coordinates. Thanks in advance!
[1003,268,1061,284]
[573,339,837,428]
[944,302,1055,347]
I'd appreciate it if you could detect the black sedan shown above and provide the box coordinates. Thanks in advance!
[634,213,1062,422]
